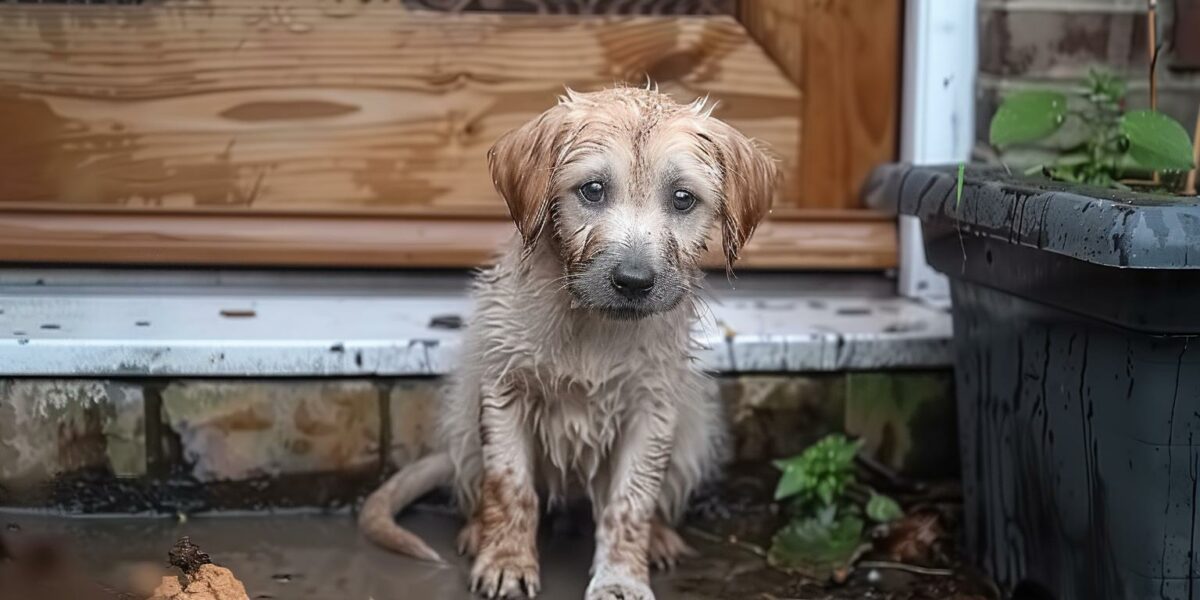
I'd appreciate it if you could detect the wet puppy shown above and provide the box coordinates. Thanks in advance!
[360,86,776,600]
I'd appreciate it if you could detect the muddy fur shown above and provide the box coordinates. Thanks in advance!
[360,86,776,600]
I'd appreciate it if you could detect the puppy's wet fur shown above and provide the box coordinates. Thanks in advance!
[360,86,777,600]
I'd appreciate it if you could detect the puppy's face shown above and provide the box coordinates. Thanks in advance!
[488,88,776,319]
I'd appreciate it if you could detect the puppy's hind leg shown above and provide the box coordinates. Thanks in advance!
[648,517,697,570]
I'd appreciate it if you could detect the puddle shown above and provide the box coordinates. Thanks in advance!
[1,478,996,600]
[3,511,594,600]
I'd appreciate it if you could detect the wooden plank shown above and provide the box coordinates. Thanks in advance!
[400,0,735,14]
[0,210,897,270]
[738,0,804,83]
[1174,0,1200,70]
[0,2,800,214]
[741,0,902,210]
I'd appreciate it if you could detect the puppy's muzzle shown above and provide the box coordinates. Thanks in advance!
[610,256,656,300]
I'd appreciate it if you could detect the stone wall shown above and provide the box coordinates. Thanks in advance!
[0,373,956,512]
[977,0,1200,157]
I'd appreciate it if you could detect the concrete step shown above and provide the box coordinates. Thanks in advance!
[0,269,957,511]
[0,269,951,376]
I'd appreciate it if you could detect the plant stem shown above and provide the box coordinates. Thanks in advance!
[856,453,924,493]
[1148,0,1159,111]
[844,483,871,506]
[1188,104,1200,195]
[683,526,769,559]
[857,561,956,577]
[1148,0,1161,184]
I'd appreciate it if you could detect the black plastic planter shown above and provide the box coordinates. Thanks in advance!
[886,165,1200,600]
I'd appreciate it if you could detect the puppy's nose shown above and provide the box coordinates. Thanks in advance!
[611,259,656,299]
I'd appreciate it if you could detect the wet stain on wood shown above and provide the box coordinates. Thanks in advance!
[219,101,360,123]
[0,1,800,213]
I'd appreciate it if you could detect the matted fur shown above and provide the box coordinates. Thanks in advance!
[360,86,776,600]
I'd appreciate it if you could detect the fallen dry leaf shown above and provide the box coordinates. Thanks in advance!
[875,511,946,565]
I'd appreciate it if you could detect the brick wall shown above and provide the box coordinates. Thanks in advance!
[977,0,1200,157]
[0,373,956,512]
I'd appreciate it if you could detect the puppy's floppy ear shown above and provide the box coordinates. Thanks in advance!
[703,120,777,269]
[487,102,574,250]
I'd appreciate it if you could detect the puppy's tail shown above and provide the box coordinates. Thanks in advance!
[358,452,453,562]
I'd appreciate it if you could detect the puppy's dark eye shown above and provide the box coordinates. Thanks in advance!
[672,190,697,212]
[579,181,605,204]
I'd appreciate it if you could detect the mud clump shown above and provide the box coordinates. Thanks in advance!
[149,564,249,600]
[150,537,249,600]
[168,538,211,576]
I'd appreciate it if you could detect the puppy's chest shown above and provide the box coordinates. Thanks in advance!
[514,338,657,475]
[523,376,627,486]
[519,355,632,439]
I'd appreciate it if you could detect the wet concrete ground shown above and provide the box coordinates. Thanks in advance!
[3,509,763,600]
[3,476,995,600]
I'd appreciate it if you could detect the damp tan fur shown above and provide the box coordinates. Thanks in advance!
[359,86,776,600]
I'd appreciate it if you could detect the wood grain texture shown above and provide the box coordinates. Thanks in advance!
[741,0,901,210]
[0,210,898,269]
[1174,0,1200,70]
[400,0,735,14]
[738,0,803,83]
[0,0,733,12]
[0,1,799,214]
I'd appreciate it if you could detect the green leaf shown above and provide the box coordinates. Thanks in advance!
[774,466,810,501]
[816,504,839,526]
[1086,69,1125,104]
[866,493,904,523]
[1121,110,1196,171]
[816,479,836,506]
[841,439,864,463]
[1054,151,1092,167]
[1048,166,1083,183]
[772,456,801,472]
[768,513,865,580]
[771,434,861,505]
[989,91,1068,147]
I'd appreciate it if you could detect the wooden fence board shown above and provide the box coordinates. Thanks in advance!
[741,0,902,210]
[0,0,904,269]
[0,209,897,269]
[0,2,800,213]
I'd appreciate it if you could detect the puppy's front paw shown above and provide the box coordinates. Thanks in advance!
[471,550,540,599]
[585,571,654,600]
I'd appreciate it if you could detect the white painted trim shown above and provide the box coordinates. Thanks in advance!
[898,0,978,304]
[979,0,1146,13]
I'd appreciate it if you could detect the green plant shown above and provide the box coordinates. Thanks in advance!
[989,70,1194,190]
[768,434,901,579]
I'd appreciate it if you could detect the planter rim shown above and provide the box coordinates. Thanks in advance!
[883,164,1200,270]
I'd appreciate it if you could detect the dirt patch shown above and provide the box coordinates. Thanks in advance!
[0,464,998,600]
[679,463,999,600]
[0,525,131,600]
